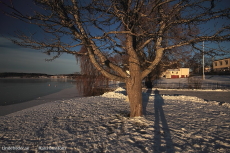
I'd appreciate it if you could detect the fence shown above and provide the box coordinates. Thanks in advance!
[99,80,230,90]
[152,82,230,90]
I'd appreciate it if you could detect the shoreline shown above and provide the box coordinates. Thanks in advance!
[0,86,81,116]
[1,87,230,116]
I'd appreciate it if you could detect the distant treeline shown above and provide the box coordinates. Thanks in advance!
[0,72,83,78]
[0,72,51,78]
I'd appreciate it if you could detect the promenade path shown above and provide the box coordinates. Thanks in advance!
[145,89,230,104]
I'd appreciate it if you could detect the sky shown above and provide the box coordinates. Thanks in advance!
[0,0,80,75]
[0,0,229,75]
[0,37,80,75]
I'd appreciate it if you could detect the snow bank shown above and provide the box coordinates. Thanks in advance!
[101,87,127,99]
[0,88,230,152]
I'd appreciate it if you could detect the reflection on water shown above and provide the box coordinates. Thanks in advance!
[0,78,76,106]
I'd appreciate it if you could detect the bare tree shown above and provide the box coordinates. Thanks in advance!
[0,0,229,117]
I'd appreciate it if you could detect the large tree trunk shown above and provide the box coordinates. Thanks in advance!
[126,70,143,117]
[125,34,143,117]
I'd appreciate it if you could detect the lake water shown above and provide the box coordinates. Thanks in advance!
[0,78,79,106]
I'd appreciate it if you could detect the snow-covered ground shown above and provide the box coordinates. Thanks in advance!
[1,87,230,152]
[203,75,230,82]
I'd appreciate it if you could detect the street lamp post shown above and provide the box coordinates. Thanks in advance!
[202,41,205,80]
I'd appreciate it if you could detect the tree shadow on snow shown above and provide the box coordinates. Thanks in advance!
[153,89,175,153]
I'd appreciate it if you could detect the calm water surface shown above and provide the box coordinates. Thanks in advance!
[0,78,77,106]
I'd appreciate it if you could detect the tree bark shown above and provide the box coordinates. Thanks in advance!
[126,35,143,117]
[126,73,143,117]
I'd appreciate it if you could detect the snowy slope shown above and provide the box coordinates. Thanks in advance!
[0,88,230,152]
